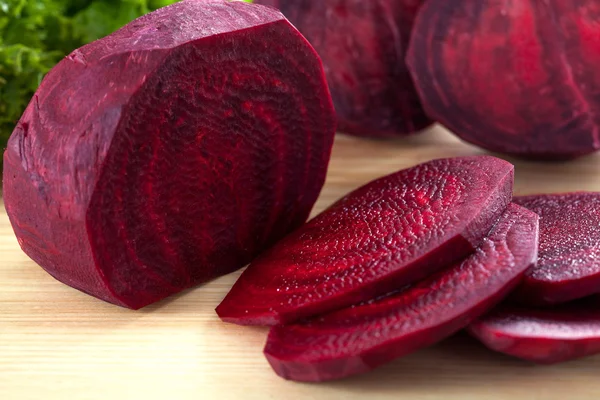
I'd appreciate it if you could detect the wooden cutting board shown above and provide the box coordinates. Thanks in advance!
[2,127,600,400]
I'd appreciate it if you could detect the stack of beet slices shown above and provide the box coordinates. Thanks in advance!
[469,193,600,364]
[217,158,600,382]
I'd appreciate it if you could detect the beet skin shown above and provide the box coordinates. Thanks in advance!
[217,156,514,326]
[407,0,600,159]
[512,193,600,305]
[265,204,539,382]
[2,0,336,309]
[257,0,431,137]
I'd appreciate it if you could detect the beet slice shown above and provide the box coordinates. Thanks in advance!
[407,0,600,159]
[264,204,539,382]
[256,0,432,137]
[216,156,514,326]
[469,298,600,364]
[511,193,600,305]
[2,0,336,309]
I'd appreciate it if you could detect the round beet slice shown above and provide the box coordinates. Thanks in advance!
[264,204,539,382]
[217,156,514,326]
[256,0,432,137]
[2,0,336,309]
[511,193,600,305]
[469,297,600,364]
[407,0,600,159]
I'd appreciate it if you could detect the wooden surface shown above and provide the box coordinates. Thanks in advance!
[2,127,600,400]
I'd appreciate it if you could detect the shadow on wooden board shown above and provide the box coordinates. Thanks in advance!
[316,332,600,395]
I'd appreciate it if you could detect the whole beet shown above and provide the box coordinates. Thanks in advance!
[408,0,600,159]
[3,0,336,309]
[257,0,431,137]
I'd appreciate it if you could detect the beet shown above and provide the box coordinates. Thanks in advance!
[256,0,432,137]
[469,297,600,364]
[407,0,600,159]
[264,204,539,382]
[216,156,514,326]
[2,0,336,309]
[510,193,600,305]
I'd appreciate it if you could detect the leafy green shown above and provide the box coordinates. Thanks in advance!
[0,0,255,151]
[0,0,182,150]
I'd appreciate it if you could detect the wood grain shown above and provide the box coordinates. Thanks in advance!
[2,127,600,400]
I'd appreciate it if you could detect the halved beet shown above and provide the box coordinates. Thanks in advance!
[2,0,336,309]
[511,193,600,305]
[264,204,539,382]
[256,0,432,137]
[469,297,600,364]
[216,156,514,326]
[407,0,600,159]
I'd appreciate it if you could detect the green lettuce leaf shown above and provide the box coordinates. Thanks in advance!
[0,0,182,152]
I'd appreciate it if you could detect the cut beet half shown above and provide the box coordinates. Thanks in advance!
[216,156,514,326]
[469,297,600,364]
[2,0,336,309]
[407,0,600,159]
[511,193,600,305]
[256,0,432,137]
[264,204,539,382]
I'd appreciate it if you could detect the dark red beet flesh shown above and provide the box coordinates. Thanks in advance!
[2,0,336,309]
[511,193,600,305]
[407,0,600,159]
[256,0,432,137]
[217,156,514,326]
[264,204,539,382]
[469,297,600,364]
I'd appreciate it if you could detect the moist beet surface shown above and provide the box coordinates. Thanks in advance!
[264,204,539,382]
[511,193,600,305]
[407,0,600,159]
[469,297,600,364]
[2,0,336,309]
[216,156,514,326]
[256,0,431,137]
